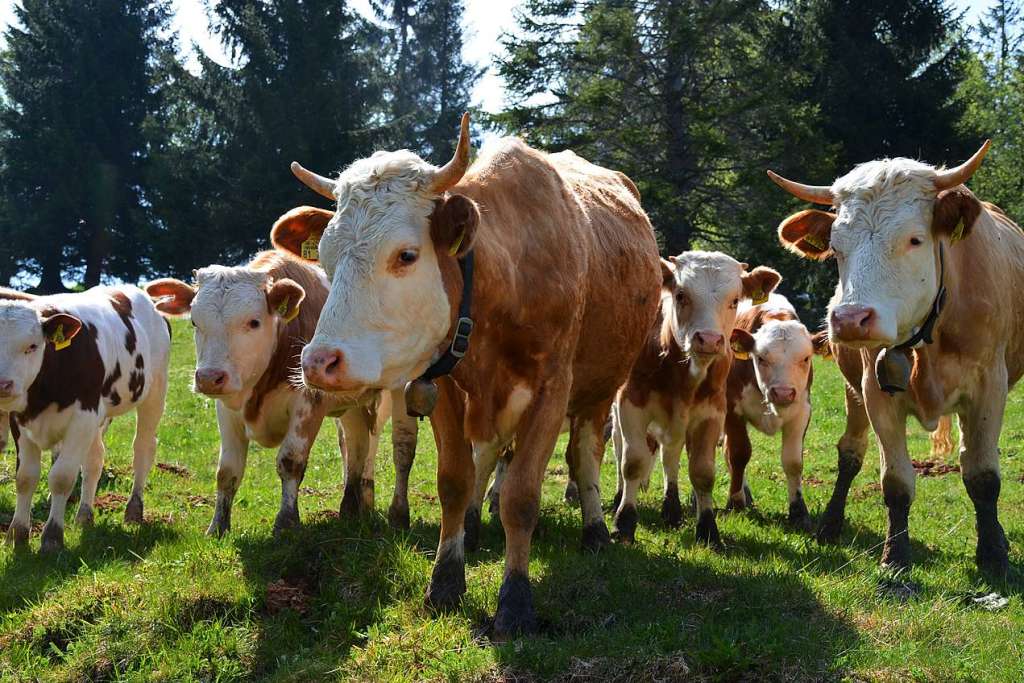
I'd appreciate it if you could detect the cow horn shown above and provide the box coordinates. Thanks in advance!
[933,140,991,191]
[430,112,471,194]
[291,161,335,200]
[766,170,834,206]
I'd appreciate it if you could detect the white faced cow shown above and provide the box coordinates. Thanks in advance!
[274,114,662,637]
[0,287,170,552]
[769,141,1022,576]
[146,245,419,534]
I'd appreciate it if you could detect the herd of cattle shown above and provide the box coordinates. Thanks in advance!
[0,113,1020,637]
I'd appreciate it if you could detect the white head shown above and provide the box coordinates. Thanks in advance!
[0,301,82,411]
[770,141,989,348]
[273,114,478,396]
[146,261,305,406]
[731,318,814,411]
[660,251,781,363]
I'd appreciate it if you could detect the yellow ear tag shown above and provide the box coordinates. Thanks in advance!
[277,297,299,323]
[803,232,826,251]
[449,230,465,256]
[752,288,768,305]
[300,236,319,261]
[951,219,965,244]
[284,301,300,323]
[52,324,71,351]
[731,341,749,360]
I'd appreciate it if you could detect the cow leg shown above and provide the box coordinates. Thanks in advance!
[273,406,323,535]
[7,435,41,547]
[612,399,654,544]
[659,437,685,528]
[818,385,870,544]
[424,378,473,611]
[465,438,504,552]
[689,415,724,549]
[724,412,753,511]
[338,407,376,517]
[494,380,569,639]
[125,372,166,524]
[41,419,96,553]
[865,393,915,572]
[487,447,512,516]
[387,389,418,530]
[566,402,612,552]
[959,367,1010,577]
[208,403,249,537]
[931,414,954,457]
[782,405,812,531]
[75,433,105,526]
[610,403,625,511]
[0,411,8,454]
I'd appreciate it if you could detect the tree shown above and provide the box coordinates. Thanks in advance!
[373,0,482,159]
[0,0,172,291]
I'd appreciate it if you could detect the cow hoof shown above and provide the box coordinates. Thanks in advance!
[424,552,466,612]
[660,484,683,527]
[493,572,537,639]
[387,502,411,530]
[880,540,911,574]
[688,491,698,516]
[977,527,1010,578]
[581,520,611,553]
[272,507,300,536]
[339,484,361,518]
[5,522,30,547]
[695,510,722,550]
[788,498,812,532]
[39,523,64,554]
[563,480,580,507]
[743,484,754,508]
[724,496,746,513]
[75,507,95,527]
[464,505,481,553]
[123,494,144,524]
[816,514,843,545]
[612,504,638,545]
[206,515,230,538]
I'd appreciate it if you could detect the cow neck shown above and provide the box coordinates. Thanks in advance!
[421,249,475,381]
[894,243,947,352]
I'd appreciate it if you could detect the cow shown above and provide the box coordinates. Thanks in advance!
[145,244,419,535]
[611,251,781,547]
[0,286,171,552]
[768,140,1022,576]
[725,293,821,530]
[273,113,662,637]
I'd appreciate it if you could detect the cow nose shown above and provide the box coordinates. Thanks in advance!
[829,304,878,342]
[768,386,797,406]
[302,346,347,391]
[691,330,724,355]
[195,369,228,394]
[0,379,13,397]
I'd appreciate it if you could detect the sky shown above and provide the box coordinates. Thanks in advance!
[0,0,997,115]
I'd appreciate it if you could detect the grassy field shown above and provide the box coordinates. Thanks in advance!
[1,318,1023,682]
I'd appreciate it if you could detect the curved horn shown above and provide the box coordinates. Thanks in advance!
[290,161,335,200]
[766,170,834,206]
[430,112,471,194]
[933,140,991,191]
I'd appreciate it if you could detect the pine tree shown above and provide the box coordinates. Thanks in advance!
[0,0,171,291]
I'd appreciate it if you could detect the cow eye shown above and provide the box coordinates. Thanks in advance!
[248,319,260,330]
[399,250,418,265]
[909,237,923,247]
[731,298,740,308]
[24,343,37,354]
[674,290,688,306]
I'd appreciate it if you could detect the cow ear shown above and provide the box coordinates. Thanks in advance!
[431,194,479,258]
[271,206,334,261]
[266,278,305,323]
[145,278,196,316]
[741,266,781,304]
[811,329,833,359]
[933,187,982,245]
[730,328,755,360]
[40,313,82,350]
[778,209,835,260]
[660,258,675,289]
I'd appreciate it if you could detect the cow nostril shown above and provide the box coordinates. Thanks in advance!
[855,308,875,329]
[323,350,343,376]
[213,372,226,385]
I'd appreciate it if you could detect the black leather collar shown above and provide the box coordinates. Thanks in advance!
[892,243,946,352]
[420,250,475,381]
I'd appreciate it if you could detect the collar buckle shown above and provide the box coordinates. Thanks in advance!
[450,317,474,358]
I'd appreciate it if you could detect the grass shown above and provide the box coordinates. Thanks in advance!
[1,318,1023,681]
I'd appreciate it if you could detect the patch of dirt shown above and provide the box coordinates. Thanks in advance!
[143,511,175,525]
[299,486,328,497]
[415,491,438,503]
[308,510,339,523]
[265,578,311,616]
[156,462,191,478]
[804,476,824,486]
[93,492,128,511]
[911,459,960,477]
[0,517,43,534]
[186,494,212,507]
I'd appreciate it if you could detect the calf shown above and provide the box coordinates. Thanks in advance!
[1,286,171,552]
[769,141,1022,576]
[146,244,419,534]
[726,293,818,530]
[612,251,780,546]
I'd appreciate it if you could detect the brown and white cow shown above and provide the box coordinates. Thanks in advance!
[1,286,171,552]
[725,293,819,530]
[274,114,661,636]
[769,141,1023,576]
[146,245,419,534]
[612,251,780,547]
